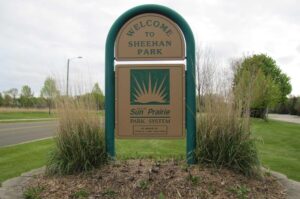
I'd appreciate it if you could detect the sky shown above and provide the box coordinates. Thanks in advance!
[0,0,299,96]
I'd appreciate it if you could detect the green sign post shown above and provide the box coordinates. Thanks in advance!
[105,4,196,163]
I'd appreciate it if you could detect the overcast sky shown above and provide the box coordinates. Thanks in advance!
[0,0,299,96]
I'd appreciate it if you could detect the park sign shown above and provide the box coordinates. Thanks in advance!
[115,13,185,60]
[115,64,185,138]
[105,5,196,163]
[115,13,186,138]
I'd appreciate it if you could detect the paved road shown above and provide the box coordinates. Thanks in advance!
[1,114,296,148]
[268,114,300,124]
[0,121,57,147]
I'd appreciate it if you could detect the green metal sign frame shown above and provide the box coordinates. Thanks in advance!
[105,4,196,164]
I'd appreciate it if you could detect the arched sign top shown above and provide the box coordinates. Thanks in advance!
[115,13,185,60]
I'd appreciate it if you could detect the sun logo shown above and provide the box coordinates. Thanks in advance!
[130,69,170,105]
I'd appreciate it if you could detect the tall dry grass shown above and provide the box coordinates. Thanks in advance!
[195,47,260,176]
[46,95,106,175]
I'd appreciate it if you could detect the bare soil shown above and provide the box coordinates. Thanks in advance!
[26,160,286,199]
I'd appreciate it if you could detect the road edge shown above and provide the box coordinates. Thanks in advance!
[0,137,53,148]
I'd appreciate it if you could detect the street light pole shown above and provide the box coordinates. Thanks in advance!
[66,56,82,96]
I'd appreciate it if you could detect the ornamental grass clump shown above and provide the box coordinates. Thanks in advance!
[196,95,260,176]
[46,96,106,175]
[195,48,260,176]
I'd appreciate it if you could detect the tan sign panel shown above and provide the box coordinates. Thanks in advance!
[115,64,185,138]
[115,13,185,60]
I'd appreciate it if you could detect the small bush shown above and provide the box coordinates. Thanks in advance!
[72,188,89,198]
[272,96,300,115]
[102,189,117,197]
[138,180,149,190]
[196,109,260,176]
[23,186,44,199]
[158,192,165,199]
[227,184,250,199]
[46,96,106,175]
[186,172,201,186]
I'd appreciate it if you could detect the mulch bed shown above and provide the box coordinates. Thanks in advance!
[26,160,286,199]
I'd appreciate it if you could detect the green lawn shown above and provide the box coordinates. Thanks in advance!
[0,119,299,183]
[116,139,185,159]
[252,119,300,181]
[0,112,54,120]
[0,139,54,183]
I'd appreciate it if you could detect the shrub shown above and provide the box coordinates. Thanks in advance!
[195,49,260,176]
[227,184,250,199]
[23,186,44,199]
[46,96,106,175]
[72,188,89,198]
[293,97,300,116]
[272,96,300,115]
[195,102,260,176]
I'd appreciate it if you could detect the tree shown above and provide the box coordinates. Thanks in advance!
[31,97,47,108]
[295,97,300,116]
[20,85,34,107]
[233,54,292,119]
[5,88,18,107]
[0,93,3,106]
[41,77,59,114]
[286,96,300,115]
[91,83,104,110]
[21,85,33,97]
[3,94,13,107]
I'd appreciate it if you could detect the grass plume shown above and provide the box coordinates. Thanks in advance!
[46,95,106,175]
